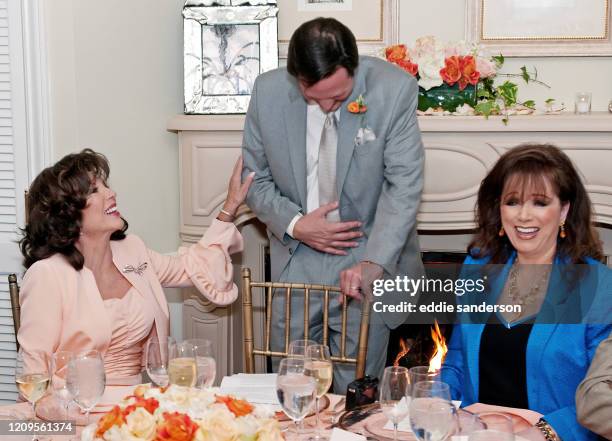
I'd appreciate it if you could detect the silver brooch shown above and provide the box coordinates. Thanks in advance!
[123,262,148,275]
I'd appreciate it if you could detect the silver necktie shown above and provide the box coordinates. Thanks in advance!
[318,113,340,222]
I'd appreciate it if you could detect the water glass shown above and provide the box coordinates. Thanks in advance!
[409,366,440,394]
[168,341,197,387]
[305,344,333,441]
[185,339,216,388]
[66,350,105,425]
[145,339,169,387]
[468,413,514,441]
[288,339,317,357]
[409,381,456,441]
[15,351,50,415]
[379,366,411,441]
[276,358,316,438]
[50,351,74,419]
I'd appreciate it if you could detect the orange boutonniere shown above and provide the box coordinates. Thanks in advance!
[347,94,367,114]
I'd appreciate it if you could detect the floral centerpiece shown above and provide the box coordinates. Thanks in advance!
[81,384,283,441]
[384,36,551,123]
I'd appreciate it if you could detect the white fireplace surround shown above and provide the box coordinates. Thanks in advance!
[168,112,612,379]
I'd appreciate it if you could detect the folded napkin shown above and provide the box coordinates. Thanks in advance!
[219,374,280,410]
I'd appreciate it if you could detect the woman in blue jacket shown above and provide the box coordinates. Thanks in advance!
[441,144,611,441]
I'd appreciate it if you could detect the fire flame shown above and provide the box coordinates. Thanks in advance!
[429,320,448,372]
[392,338,410,367]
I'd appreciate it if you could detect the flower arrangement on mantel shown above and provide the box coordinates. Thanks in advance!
[384,36,559,124]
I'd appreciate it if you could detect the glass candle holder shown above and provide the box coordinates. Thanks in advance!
[575,92,591,114]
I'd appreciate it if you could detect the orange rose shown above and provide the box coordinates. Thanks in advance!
[124,396,160,417]
[347,101,361,113]
[96,405,126,437]
[385,44,408,63]
[458,55,480,90]
[215,395,254,417]
[156,412,198,441]
[396,59,419,77]
[440,55,462,86]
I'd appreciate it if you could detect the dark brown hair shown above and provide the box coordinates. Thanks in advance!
[469,143,602,263]
[19,148,128,270]
[287,17,359,86]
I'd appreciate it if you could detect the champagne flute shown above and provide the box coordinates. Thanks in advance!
[145,339,169,387]
[288,339,317,357]
[15,350,51,416]
[409,381,457,441]
[66,350,105,425]
[50,351,74,419]
[168,341,197,387]
[276,357,316,439]
[468,413,514,441]
[305,344,333,441]
[185,338,216,388]
[379,366,411,441]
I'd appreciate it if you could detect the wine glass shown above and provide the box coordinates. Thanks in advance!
[185,338,216,388]
[409,366,440,395]
[50,351,74,419]
[168,341,197,387]
[409,381,457,441]
[66,350,105,425]
[276,357,316,439]
[145,339,169,387]
[467,413,514,441]
[379,366,411,441]
[305,344,333,441]
[15,350,50,416]
[288,339,317,357]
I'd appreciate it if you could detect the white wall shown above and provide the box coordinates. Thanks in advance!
[44,0,612,255]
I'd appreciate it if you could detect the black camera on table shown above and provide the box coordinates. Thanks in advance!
[345,375,378,410]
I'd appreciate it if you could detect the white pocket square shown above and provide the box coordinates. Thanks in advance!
[355,127,376,146]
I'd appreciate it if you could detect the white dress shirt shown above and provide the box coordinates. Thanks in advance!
[286,105,341,237]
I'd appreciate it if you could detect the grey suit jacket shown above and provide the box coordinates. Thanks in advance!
[576,332,612,440]
[242,56,425,328]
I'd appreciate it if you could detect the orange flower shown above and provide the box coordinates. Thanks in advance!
[440,55,480,91]
[96,405,126,437]
[385,44,408,63]
[396,59,419,77]
[347,94,367,114]
[156,412,198,441]
[215,395,254,417]
[347,101,361,113]
[124,396,160,417]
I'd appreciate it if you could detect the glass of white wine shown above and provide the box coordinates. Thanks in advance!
[168,341,197,387]
[185,338,216,388]
[305,344,333,441]
[50,351,74,419]
[66,350,106,425]
[145,339,169,387]
[276,357,316,439]
[15,350,51,416]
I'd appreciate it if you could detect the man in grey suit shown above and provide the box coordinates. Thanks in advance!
[242,18,424,391]
[576,331,612,440]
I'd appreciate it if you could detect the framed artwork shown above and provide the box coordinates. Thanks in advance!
[466,0,612,56]
[277,0,398,57]
[183,1,279,114]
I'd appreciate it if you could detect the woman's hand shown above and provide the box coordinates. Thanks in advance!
[222,156,255,217]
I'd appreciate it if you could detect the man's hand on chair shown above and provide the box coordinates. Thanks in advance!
[293,202,363,255]
[340,261,383,303]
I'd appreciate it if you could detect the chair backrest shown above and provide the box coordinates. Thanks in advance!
[8,274,20,350]
[241,267,371,379]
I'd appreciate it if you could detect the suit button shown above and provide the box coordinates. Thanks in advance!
[288,248,293,255]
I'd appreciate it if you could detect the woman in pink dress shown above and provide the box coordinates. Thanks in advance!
[17,148,253,386]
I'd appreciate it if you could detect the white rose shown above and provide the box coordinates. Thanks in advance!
[255,419,283,441]
[417,55,445,90]
[125,408,157,440]
[195,408,239,441]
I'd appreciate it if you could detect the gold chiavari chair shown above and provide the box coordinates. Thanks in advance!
[241,267,371,379]
[8,273,20,350]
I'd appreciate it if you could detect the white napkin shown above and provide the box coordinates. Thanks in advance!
[219,374,280,410]
[329,427,367,441]
[383,399,462,432]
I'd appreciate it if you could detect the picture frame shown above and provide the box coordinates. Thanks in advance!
[183,1,279,114]
[466,0,612,56]
[277,0,398,58]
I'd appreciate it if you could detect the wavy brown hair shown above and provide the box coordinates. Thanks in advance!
[469,144,602,263]
[19,149,128,270]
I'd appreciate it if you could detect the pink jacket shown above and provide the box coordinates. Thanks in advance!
[17,219,243,380]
